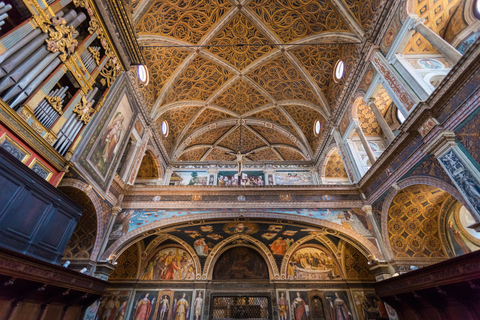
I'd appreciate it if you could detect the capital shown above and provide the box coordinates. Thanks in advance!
[367,98,376,105]
[111,206,122,215]
[362,205,373,215]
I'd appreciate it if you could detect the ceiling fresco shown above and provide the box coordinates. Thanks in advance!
[134,0,377,161]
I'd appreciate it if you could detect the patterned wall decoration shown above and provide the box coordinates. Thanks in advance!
[375,87,393,115]
[135,0,232,44]
[250,125,296,146]
[248,56,320,106]
[207,14,274,70]
[456,109,480,168]
[140,47,190,111]
[339,112,350,137]
[218,126,266,152]
[276,147,306,161]
[184,108,232,138]
[249,148,281,161]
[110,243,139,280]
[163,56,233,104]
[178,147,209,161]
[213,80,270,115]
[247,0,350,43]
[325,149,348,178]
[61,187,97,260]
[402,155,454,187]
[283,105,326,151]
[387,184,449,258]
[379,6,403,54]
[342,0,382,31]
[249,107,298,134]
[443,1,468,43]
[356,99,383,136]
[343,242,375,279]
[403,0,462,53]
[356,64,376,94]
[187,125,234,147]
[136,151,159,179]
[203,147,236,161]
[292,44,344,99]
[156,106,202,153]
[325,44,358,108]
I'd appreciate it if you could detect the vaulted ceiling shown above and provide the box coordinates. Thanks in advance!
[133,0,380,162]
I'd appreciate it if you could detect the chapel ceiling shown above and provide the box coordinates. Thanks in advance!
[134,0,379,162]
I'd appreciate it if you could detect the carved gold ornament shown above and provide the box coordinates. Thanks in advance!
[99,57,122,87]
[45,19,78,62]
[45,95,63,115]
[73,96,96,124]
[88,47,101,65]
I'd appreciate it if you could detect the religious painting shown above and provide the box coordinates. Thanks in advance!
[352,291,389,320]
[289,291,309,320]
[270,237,295,255]
[89,94,133,178]
[208,174,215,185]
[213,246,269,280]
[193,237,213,257]
[154,290,174,320]
[223,222,259,234]
[169,291,192,320]
[97,290,130,320]
[192,290,205,320]
[217,171,238,186]
[418,59,444,69]
[173,171,209,186]
[324,291,353,320]
[274,171,314,185]
[141,247,195,280]
[267,174,274,185]
[110,210,134,239]
[129,291,158,320]
[84,300,101,320]
[241,172,264,186]
[287,247,341,280]
[307,291,328,320]
[277,291,290,320]
[207,233,223,241]
[135,120,144,137]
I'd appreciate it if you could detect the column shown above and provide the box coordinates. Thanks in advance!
[367,98,396,144]
[95,206,121,263]
[354,119,376,165]
[126,138,149,185]
[332,127,360,183]
[413,18,462,65]
[424,130,480,229]
[370,51,419,115]
[362,205,390,259]
[164,168,173,186]
[207,166,218,186]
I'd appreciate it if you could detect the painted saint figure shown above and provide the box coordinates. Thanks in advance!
[270,237,288,255]
[194,238,209,257]
[158,295,170,320]
[133,294,155,320]
[447,220,470,255]
[194,291,203,320]
[278,292,289,320]
[331,293,352,320]
[173,293,190,320]
[100,112,125,165]
[292,292,308,320]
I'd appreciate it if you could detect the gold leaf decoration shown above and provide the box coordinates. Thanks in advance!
[184,108,232,137]
[247,0,349,43]
[178,147,209,161]
[249,107,297,134]
[136,0,232,44]
[283,105,325,152]
[164,56,233,104]
[325,149,348,178]
[276,147,305,161]
[250,125,295,146]
[218,126,266,152]
[207,13,273,70]
[248,148,280,161]
[136,151,159,179]
[186,125,234,147]
[213,79,270,115]
[203,147,236,161]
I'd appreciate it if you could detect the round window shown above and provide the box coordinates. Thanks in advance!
[334,60,345,81]
[161,121,169,137]
[138,65,149,85]
[475,0,480,18]
[314,120,321,136]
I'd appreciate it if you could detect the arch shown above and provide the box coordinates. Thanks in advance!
[145,144,164,178]
[58,178,106,261]
[203,234,279,280]
[174,118,311,161]
[320,145,349,184]
[380,176,471,260]
[101,213,383,267]
[135,150,160,180]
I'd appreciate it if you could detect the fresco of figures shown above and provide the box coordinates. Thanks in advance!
[141,247,195,280]
[213,246,268,280]
[274,171,313,185]
[324,292,353,320]
[173,171,209,186]
[91,290,130,320]
[352,291,390,320]
[129,291,158,320]
[288,247,341,280]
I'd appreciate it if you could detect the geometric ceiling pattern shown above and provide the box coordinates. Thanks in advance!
[135,0,379,162]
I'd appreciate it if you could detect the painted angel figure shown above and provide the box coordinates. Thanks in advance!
[225,150,255,175]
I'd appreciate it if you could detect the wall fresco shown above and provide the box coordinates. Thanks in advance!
[213,246,269,280]
[287,247,341,280]
[274,171,314,185]
[141,247,195,280]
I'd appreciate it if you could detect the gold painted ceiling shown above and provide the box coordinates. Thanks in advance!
[134,0,378,162]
